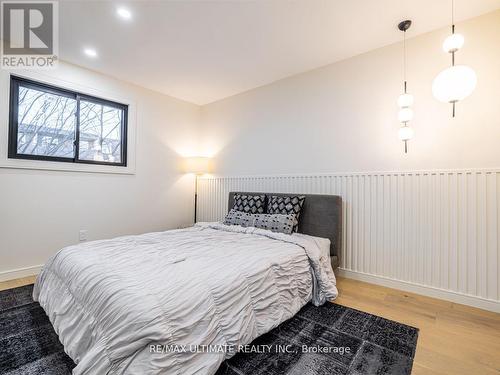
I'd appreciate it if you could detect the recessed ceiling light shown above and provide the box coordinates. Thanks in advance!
[116,7,132,20]
[83,48,97,58]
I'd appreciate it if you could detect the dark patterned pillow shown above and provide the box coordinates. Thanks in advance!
[223,209,254,227]
[232,194,266,214]
[266,195,306,232]
[253,213,296,235]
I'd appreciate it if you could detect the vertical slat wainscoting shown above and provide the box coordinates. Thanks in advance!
[197,171,500,311]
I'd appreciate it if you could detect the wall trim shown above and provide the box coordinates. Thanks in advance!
[0,265,42,283]
[336,268,500,313]
[200,168,500,180]
[197,170,500,312]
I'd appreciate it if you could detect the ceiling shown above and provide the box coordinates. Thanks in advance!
[59,0,500,105]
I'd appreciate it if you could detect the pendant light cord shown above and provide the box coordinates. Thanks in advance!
[451,0,455,30]
[451,0,455,65]
[403,0,407,91]
[452,0,456,117]
[403,29,407,93]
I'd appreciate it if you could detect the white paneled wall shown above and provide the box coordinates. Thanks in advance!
[197,170,500,312]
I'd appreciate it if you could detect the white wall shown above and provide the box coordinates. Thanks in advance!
[197,11,500,311]
[0,62,200,279]
[200,11,500,174]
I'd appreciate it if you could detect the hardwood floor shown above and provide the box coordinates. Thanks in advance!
[335,277,500,375]
[1,275,499,374]
[0,275,36,291]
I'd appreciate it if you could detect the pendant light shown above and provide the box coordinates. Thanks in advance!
[432,0,477,117]
[397,20,414,154]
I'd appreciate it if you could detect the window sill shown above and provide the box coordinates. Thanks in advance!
[0,157,135,175]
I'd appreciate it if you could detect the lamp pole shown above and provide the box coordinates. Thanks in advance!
[184,156,210,223]
[194,174,198,223]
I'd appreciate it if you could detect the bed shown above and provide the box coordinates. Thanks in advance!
[33,192,342,375]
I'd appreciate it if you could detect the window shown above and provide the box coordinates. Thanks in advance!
[8,76,128,166]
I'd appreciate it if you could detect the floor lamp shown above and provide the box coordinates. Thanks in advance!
[184,157,211,223]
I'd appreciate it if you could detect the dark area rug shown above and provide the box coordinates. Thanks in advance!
[0,285,418,375]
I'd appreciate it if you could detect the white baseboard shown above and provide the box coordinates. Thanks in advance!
[0,265,42,282]
[336,268,500,313]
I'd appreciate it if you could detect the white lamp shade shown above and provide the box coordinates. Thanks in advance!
[397,93,414,108]
[183,157,211,174]
[443,33,464,53]
[398,107,413,123]
[398,126,414,141]
[432,65,477,103]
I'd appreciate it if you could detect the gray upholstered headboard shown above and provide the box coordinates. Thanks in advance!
[228,192,342,267]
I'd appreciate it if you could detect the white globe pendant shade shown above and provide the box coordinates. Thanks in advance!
[432,65,477,103]
[397,93,414,108]
[398,126,414,141]
[398,107,413,122]
[443,33,464,53]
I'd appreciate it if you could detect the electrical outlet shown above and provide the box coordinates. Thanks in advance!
[79,230,88,242]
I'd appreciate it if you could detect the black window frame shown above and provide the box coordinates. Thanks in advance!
[8,75,128,167]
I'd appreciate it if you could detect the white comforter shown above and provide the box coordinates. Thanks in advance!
[33,222,338,375]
